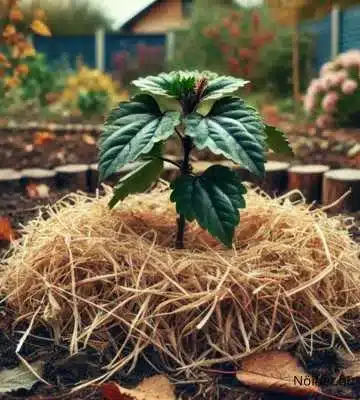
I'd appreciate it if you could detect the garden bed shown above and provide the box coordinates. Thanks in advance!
[0,122,359,170]
[0,190,359,400]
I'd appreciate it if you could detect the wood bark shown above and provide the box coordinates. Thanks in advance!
[55,164,90,191]
[288,164,330,203]
[323,168,360,212]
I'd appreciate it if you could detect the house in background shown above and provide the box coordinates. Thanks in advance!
[120,0,194,33]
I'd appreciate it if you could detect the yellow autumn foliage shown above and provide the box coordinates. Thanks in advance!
[60,65,128,109]
[0,0,50,91]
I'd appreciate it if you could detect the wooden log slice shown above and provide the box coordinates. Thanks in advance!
[323,168,360,213]
[260,161,290,197]
[0,169,21,192]
[288,164,330,203]
[55,164,90,191]
[89,163,99,193]
[20,168,57,189]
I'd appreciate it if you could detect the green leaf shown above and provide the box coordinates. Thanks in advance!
[132,71,248,102]
[99,94,180,181]
[184,97,266,178]
[202,76,249,101]
[265,125,293,155]
[170,165,247,248]
[109,157,164,209]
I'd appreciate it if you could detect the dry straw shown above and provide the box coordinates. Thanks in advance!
[1,186,360,384]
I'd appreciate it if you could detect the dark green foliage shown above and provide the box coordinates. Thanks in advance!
[170,165,246,248]
[98,70,292,248]
[260,30,314,96]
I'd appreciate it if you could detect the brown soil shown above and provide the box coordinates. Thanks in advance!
[0,130,99,170]
[0,126,359,171]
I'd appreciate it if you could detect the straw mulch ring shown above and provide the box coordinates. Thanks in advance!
[0,186,360,387]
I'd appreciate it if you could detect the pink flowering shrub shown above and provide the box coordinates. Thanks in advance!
[303,50,360,129]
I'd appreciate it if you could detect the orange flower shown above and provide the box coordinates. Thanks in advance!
[0,52,8,63]
[4,75,20,88]
[12,45,20,59]
[20,44,36,58]
[3,24,16,38]
[15,63,29,76]
[9,7,24,22]
[31,19,51,36]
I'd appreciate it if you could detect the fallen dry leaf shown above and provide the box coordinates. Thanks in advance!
[33,131,56,146]
[236,351,347,399]
[0,217,15,242]
[337,349,360,378]
[26,184,50,199]
[82,133,96,145]
[102,375,175,400]
[0,361,44,393]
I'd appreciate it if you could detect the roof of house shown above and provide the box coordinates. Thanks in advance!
[120,0,162,31]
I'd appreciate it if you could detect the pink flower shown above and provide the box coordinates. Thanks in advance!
[320,62,335,76]
[322,70,348,89]
[321,91,339,113]
[341,79,358,94]
[337,50,360,68]
[303,94,315,114]
[316,114,334,129]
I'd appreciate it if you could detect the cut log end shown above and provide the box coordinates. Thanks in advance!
[323,168,360,213]
[21,168,56,179]
[288,164,330,203]
[289,164,330,174]
[260,161,290,197]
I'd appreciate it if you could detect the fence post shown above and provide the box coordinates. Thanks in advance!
[331,5,340,58]
[95,28,105,71]
[166,30,176,64]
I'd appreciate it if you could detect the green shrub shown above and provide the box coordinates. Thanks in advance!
[260,30,314,97]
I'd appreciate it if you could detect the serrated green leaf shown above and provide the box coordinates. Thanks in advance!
[265,125,293,155]
[202,76,249,100]
[98,94,180,181]
[109,157,163,209]
[132,71,248,102]
[170,165,247,247]
[184,97,266,178]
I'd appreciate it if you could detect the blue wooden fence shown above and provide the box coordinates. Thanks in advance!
[302,4,360,71]
[33,33,167,72]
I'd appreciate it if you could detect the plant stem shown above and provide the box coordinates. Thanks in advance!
[175,135,192,249]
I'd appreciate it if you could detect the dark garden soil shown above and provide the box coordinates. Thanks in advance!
[0,126,359,170]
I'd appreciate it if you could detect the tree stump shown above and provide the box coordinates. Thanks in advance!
[55,164,90,191]
[323,169,360,212]
[89,164,99,193]
[0,169,21,193]
[288,164,330,203]
[260,161,290,197]
[20,168,57,190]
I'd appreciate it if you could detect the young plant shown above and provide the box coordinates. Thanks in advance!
[98,71,292,249]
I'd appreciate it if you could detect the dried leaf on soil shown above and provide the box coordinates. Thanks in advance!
[337,349,360,378]
[33,131,56,146]
[0,361,44,393]
[82,134,96,145]
[26,184,50,199]
[0,217,14,242]
[102,375,175,400]
[236,351,321,397]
